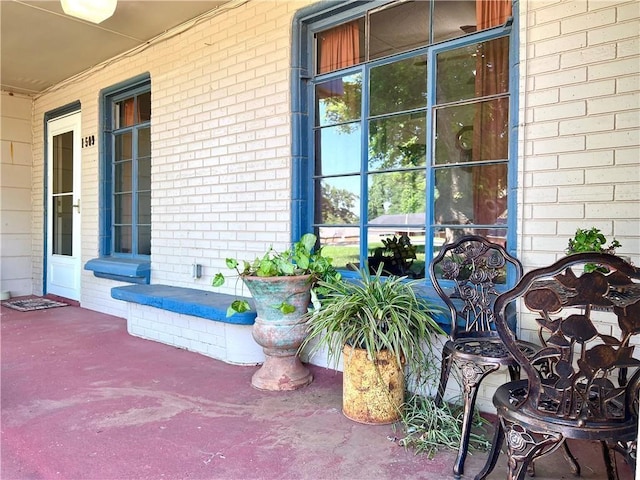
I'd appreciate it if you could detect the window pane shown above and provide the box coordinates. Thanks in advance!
[370,55,427,116]
[53,131,74,194]
[315,177,360,225]
[369,112,426,171]
[369,1,430,60]
[115,160,132,194]
[434,97,508,165]
[316,73,362,126]
[115,132,132,162]
[138,92,151,123]
[138,127,151,158]
[137,192,151,224]
[138,157,151,192]
[53,195,73,256]
[367,230,425,279]
[316,19,365,74]
[315,124,361,176]
[115,98,135,129]
[433,227,507,259]
[367,170,426,221]
[318,226,360,270]
[437,37,510,104]
[114,193,132,224]
[114,226,132,254]
[138,226,151,256]
[432,0,476,43]
[434,164,507,226]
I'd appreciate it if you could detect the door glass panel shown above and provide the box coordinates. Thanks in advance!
[369,2,430,60]
[434,164,507,226]
[53,131,74,194]
[368,112,426,171]
[315,177,360,225]
[52,195,73,256]
[370,55,427,116]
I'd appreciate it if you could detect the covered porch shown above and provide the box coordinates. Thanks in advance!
[1,300,633,480]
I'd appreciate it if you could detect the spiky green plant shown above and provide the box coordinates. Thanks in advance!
[300,266,444,381]
[398,394,490,458]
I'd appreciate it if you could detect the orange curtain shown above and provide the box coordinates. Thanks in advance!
[318,20,360,74]
[472,0,512,226]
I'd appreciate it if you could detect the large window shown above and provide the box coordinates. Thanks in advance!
[106,80,151,257]
[298,0,515,279]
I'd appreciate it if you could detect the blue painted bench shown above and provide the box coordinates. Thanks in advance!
[111,284,257,325]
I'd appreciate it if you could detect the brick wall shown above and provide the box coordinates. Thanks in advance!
[27,0,639,411]
[30,0,313,315]
[518,0,639,270]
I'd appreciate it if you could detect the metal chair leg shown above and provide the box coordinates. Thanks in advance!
[474,419,504,480]
[435,348,453,407]
[453,360,499,478]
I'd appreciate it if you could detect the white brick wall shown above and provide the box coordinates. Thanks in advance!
[519,0,640,267]
[21,0,640,412]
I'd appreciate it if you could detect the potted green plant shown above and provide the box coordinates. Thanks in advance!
[299,266,444,424]
[212,233,339,391]
[566,227,622,272]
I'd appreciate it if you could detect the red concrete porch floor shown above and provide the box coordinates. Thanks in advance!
[1,300,635,480]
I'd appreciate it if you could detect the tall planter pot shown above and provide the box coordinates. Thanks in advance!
[242,274,314,391]
[342,345,404,424]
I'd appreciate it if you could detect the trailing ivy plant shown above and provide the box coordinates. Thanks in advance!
[212,233,340,317]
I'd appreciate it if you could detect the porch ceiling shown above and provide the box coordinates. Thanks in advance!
[0,0,228,95]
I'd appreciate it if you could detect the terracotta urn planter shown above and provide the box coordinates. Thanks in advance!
[242,274,313,391]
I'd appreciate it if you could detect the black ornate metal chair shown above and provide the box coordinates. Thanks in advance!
[429,235,539,478]
[476,253,640,480]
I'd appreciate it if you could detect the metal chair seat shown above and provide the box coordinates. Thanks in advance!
[475,253,640,480]
[429,235,533,478]
[449,337,538,359]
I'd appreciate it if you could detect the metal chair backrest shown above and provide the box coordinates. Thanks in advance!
[494,253,640,424]
[429,235,523,340]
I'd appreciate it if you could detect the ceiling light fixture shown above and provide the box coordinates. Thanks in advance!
[60,0,117,24]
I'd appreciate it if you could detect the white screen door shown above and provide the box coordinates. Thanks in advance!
[46,112,81,300]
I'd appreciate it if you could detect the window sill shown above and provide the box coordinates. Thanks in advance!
[85,257,150,284]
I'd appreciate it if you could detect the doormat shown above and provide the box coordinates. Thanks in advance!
[2,298,69,312]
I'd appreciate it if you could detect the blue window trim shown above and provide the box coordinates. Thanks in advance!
[43,101,81,294]
[84,73,151,284]
[291,0,520,285]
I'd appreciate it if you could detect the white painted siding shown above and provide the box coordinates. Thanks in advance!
[1,92,33,298]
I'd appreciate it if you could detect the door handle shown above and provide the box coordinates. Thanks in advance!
[72,199,80,213]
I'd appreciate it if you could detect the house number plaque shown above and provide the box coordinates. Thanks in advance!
[82,135,95,148]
